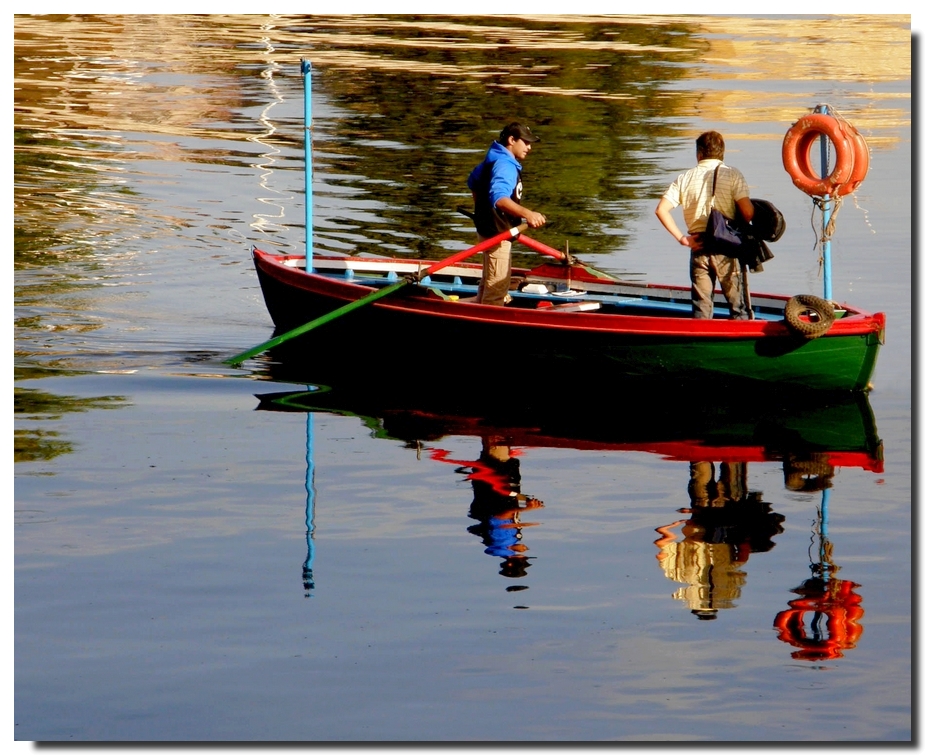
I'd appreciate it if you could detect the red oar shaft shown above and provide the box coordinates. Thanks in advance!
[421,223,528,278]
[515,233,567,260]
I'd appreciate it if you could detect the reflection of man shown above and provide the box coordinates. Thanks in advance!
[654,461,784,619]
[465,437,543,580]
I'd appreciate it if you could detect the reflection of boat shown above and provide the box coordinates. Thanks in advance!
[255,381,883,472]
[262,379,881,618]
[246,62,885,394]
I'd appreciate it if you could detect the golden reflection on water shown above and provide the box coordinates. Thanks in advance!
[13,13,911,361]
[697,14,909,83]
[690,15,910,141]
[13,14,911,292]
[15,14,909,136]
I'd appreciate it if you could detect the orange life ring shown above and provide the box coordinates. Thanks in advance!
[838,121,870,196]
[782,114,856,197]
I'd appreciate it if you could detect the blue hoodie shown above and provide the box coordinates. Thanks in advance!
[467,141,524,237]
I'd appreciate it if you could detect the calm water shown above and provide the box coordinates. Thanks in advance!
[13,15,912,742]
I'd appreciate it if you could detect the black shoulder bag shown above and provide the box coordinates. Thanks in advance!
[705,166,747,257]
[707,167,781,272]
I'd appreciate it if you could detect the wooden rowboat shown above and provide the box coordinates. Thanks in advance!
[251,244,885,393]
[238,63,884,394]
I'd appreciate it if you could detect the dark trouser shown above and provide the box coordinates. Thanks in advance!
[690,250,747,320]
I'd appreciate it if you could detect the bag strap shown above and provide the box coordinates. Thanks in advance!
[710,165,736,220]
[709,165,720,209]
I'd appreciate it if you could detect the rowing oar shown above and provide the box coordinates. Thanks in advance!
[456,206,616,281]
[514,233,619,282]
[225,223,529,366]
[456,205,571,263]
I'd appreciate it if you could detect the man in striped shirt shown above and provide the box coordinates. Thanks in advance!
[655,131,755,319]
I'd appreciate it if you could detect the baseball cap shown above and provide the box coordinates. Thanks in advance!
[499,122,540,144]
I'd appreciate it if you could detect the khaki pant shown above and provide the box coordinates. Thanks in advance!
[690,252,748,320]
[476,236,513,306]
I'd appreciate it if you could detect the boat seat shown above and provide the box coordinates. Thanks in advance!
[536,301,601,313]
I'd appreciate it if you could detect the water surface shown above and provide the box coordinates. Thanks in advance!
[13,14,912,742]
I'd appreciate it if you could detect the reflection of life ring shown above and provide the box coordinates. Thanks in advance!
[784,294,836,339]
[774,580,864,661]
[784,457,835,492]
[782,114,867,197]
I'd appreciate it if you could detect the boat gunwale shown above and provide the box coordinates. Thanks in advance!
[254,247,885,340]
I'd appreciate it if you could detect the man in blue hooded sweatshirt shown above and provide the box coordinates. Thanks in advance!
[467,123,547,305]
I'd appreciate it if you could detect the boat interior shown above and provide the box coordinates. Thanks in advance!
[279,254,809,322]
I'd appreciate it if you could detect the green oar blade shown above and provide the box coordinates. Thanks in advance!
[225,279,408,366]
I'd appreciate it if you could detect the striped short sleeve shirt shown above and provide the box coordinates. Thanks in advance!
[661,158,750,234]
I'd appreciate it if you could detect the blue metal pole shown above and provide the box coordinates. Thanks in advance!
[301,59,313,272]
[816,104,833,301]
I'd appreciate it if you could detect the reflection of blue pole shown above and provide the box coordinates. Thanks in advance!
[301,59,313,273]
[819,487,829,542]
[303,412,316,595]
[819,487,830,580]
[816,104,833,301]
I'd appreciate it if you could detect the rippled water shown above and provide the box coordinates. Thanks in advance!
[14,14,911,742]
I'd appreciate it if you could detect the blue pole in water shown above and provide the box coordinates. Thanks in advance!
[816,104,833,301]
[302,59,313,273]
